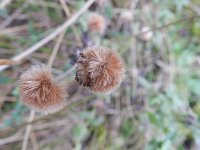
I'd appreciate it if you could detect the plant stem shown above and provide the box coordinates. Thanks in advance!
[21,110,35,150]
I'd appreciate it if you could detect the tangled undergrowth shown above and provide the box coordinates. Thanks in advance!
[0,0,200,150]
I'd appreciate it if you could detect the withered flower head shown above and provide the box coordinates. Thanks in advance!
[75,46,125,93]
[19,65,67,114]
[87,13,106,34]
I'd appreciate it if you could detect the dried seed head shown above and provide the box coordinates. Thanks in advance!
[75,46,125,93]
[120,10,133,22]
[87,13,106,34]
[139,26,153,41]
[19,65,67,114]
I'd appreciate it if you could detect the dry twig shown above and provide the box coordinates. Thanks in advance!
[0,0,96,72]
[21,110,35,150]
[47,32,66,69]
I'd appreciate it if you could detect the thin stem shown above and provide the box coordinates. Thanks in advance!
[47,31,66,69]
[56,64,77,81]
[59,0,82,46]
[21,110,35,150]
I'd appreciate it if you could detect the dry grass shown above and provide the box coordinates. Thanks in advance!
[0,0,200,150]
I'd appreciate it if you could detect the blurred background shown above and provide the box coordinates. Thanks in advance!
[0,0,200,150]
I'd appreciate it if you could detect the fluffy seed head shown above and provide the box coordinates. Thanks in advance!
[75,46,125,93]
[19,65,67,114]
[87,13,106,34]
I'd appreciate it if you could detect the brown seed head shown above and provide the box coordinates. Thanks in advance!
[87,13,106,34]
[19,65,67,114]
[75,46,125,93]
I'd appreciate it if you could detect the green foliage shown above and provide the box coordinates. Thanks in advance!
[121,119,134,138]
[72,123,89,143]
[192,21,200,36]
